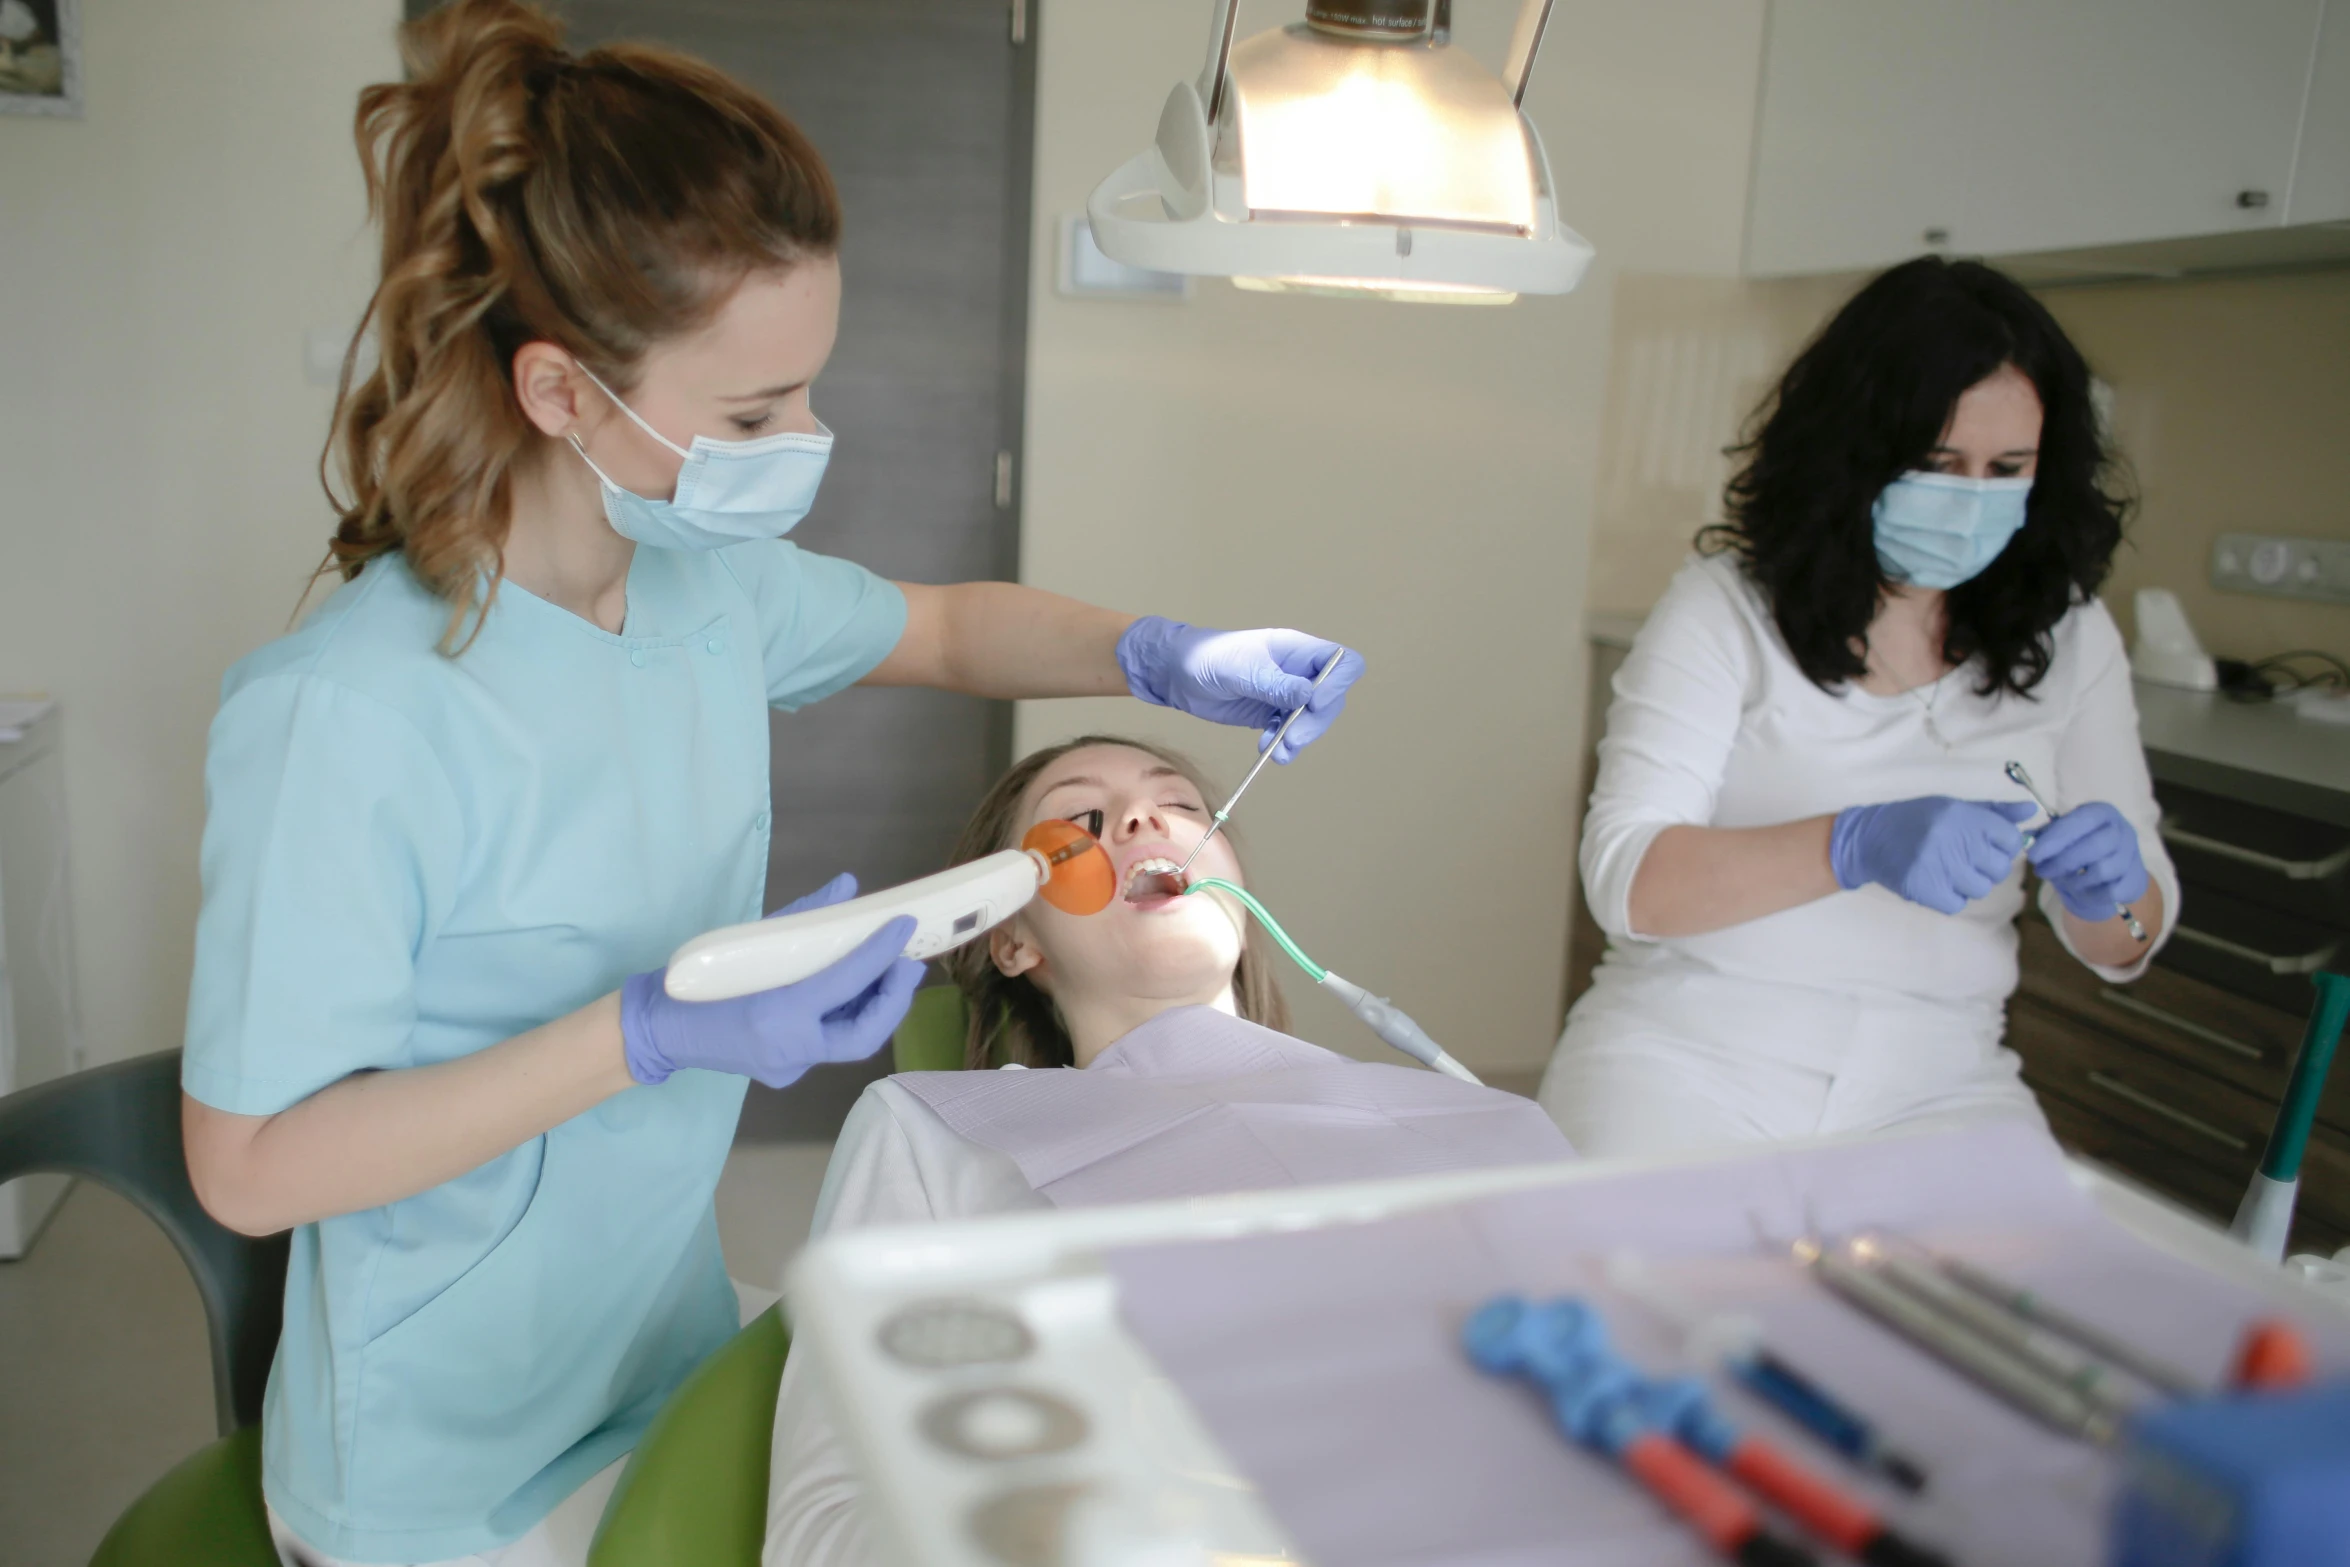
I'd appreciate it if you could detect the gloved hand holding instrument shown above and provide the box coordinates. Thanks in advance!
[2004,761,2151,942]
[1830,796,2036,915]
[1115,617,1365,764]
[621,873,926,1089]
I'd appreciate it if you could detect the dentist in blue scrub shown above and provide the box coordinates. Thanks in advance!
[178,7,1362,1565]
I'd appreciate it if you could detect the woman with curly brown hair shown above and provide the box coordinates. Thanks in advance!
[1540,257,2175,1160]
[173,5,1361,1562]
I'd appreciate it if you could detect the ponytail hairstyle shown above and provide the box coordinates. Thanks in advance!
[938,736,1292,1070]
[323,0,841,649]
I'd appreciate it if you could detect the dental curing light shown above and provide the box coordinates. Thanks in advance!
[664,822,1115,1003]
[1087,0,1593,304]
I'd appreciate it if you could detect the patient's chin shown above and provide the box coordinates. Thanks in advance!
[1047,920,1240,1005]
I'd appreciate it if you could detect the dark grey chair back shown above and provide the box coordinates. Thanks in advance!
[0,1049,286,1435]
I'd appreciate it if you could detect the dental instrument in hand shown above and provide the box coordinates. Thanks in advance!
[1170,655,1343,886]
[664,820,1115,1001]
[1180,877,1481,1084]
[2003,760,2149,942]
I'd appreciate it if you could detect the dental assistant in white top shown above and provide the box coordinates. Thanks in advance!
[1540,258,2176,1158]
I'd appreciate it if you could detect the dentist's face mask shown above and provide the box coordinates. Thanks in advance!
[567,364,833,552]
[1871,471,2033,589]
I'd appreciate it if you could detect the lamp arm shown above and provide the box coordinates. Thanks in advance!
[1502,0,1556,106]
[1197,0,1245,125]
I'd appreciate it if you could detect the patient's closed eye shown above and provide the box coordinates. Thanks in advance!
[1067,809,1105,837]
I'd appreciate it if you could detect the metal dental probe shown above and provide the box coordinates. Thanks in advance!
[2004,759,2150,942]
[1170,656,1342,884]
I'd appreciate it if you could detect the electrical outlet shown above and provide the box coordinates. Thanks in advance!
[2208,533,2350,606]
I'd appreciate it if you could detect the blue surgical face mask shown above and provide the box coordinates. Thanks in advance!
[567,365,833,552]
[1871,470,2033,589]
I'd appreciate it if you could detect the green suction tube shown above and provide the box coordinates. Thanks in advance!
[1184,879,1481,1084]
[1184,878,1327,981]
[2231,969,2350,1262]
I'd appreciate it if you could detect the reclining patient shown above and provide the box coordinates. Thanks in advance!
[764,735,1572,1565]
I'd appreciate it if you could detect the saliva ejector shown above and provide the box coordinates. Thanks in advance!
[664,820,1116,1002]
[1184,877,1482,1086]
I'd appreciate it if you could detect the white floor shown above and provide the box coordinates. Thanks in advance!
[0,1139,838,1567]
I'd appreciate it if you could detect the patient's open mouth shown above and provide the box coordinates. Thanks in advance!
[1121,857,1190,905]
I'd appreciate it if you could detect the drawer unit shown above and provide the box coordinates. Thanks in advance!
[2156,779,2350,927]
[2014,917,2350,1137]
[2162,883,2344,1016]
[2009,913,2350,1256]
[2011,995,2350,1252]
[2149,779,2350,1018]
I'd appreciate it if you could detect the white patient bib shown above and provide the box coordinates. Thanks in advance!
[892,1006,1573,1207]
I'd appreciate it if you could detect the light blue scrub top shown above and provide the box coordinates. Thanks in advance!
[182,542,906,1561]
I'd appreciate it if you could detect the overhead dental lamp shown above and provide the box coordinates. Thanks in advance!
[1086,0,1592,304]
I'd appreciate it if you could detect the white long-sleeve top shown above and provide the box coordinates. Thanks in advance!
[1578,554,2177,1038]
[763,1079,1042,1567]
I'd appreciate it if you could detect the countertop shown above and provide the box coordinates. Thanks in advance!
[2134,681,2350,828]
[1583,616,2350,825]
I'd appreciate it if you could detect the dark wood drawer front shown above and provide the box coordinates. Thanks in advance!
[2156,780,2350,927]
[2014,918,2350,1138]
[2011,996,2268,1174]
[2159,882,2345,1015]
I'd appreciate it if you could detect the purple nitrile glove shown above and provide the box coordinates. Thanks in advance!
[2026,801,2150,922]
[1829,796,2037,916]
[619,873,925,1088]
[1114,617,1365,764]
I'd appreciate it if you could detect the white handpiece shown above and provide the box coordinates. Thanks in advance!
[665,823,1116,1002]
[664,853,1043,1002]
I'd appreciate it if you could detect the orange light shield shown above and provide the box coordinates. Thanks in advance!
[1022,820,1116,915]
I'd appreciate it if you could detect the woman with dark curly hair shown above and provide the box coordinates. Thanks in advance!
[1539,257,2175,1157]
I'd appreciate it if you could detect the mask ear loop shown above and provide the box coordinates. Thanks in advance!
[571,361,696,461]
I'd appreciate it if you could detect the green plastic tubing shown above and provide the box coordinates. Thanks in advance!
[2259,970,2350,1183]
[1182,878,1327,983]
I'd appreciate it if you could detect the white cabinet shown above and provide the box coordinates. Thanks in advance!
[2292,4,2350,222]
[0,703,86,1257]
[1746,0,2329,277]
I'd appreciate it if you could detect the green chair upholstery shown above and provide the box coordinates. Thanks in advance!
[89,1427,274,1567]
[0,1050,284,1567]
[892,983,970,1073]
[589,1307,791,1567]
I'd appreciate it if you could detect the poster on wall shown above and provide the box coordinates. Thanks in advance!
[0,0,79,117]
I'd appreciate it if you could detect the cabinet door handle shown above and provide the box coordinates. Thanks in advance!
[2158,819,2350,881]
[2096,988,2265,1062]
[2085,1071,2251,1151]
[2170,923,2340,976]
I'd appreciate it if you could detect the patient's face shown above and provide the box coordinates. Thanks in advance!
[993,744,1248,1009]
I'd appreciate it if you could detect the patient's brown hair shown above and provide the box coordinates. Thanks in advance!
[939,736,1290,1069]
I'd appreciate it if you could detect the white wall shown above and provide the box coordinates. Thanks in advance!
[0,1,397,1066]
[1015,1,1767,1074]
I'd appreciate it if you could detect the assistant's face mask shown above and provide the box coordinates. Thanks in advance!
[1871,471,2033,589]
[567,364,833,552]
